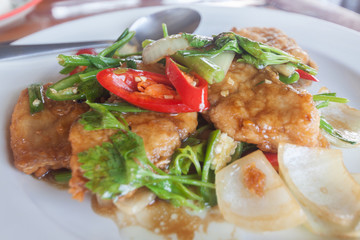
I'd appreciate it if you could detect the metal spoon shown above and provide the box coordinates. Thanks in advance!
[0,8,201,61]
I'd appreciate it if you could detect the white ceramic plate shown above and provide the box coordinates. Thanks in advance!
[1,5,360,240]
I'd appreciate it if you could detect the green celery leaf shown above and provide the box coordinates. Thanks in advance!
[170,143,205,176]
[238,53,266,69]
[79,101,128,131]
[78,129,214,210]
[111,130,151,170]
[78,78,107,102]
[181,33,212,48]
[147,182,203,210]
[79,142,129,198]
[79,131,157,199]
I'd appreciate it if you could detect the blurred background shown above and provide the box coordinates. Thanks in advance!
[326,0,360,12]
[0,0,359,43]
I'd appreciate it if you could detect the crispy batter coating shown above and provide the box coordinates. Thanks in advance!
[69,112,197,201]
[205,61,328,152]
[10,84,89,177]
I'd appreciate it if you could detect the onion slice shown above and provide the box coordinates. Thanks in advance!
[319,101,360,147]
[142,34,190,65]
[114,188,156,215]
[278,143,360,237]
[216,150,305,231]
[206,51,235,80]
[352,173,360,184]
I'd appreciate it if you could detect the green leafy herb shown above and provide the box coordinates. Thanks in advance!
[52,29,136,101]
[79,141,130,198]
[78,78,106,102]
[181,33,212,48]
[125,59,137,69]
[170,144,205,177]
[79,130,215,210]
[179,32,317,77]
[79,101,128,131]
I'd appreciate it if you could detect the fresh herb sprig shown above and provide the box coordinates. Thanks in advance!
[79,130,215,209]
[179,32,317,77]
[46,29,135,102]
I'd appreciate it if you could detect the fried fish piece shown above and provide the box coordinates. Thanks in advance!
[205,61,328,153]
[69,111,198,201]
[10,84,89,177]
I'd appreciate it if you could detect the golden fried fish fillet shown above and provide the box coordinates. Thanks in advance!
[69,112,197,201]
[205,61,328,153]
[10,84,89,177]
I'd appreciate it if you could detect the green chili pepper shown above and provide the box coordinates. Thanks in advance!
[279,71,300,84]
[28,84,45,114]
[200,129,220,206]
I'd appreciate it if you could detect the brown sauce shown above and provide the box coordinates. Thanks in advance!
[243,162,266,197]
[92,197,226,240]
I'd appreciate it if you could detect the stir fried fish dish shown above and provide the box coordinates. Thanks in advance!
[9,26,360,238]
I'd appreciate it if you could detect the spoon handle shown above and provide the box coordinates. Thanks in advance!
[0,40,113,61]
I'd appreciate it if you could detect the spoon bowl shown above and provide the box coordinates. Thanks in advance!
[129,8,201,48]
[0,7,201,61]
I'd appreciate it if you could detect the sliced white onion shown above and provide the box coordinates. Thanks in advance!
[142,34,190,65]
[278,143,360,237]
[206,51,235,79]
[114,187,156,215]
[352,173,360,184]
[216,150,305,231]
[319,101,360,147]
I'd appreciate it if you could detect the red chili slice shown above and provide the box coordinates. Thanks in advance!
[296,69,319,82]
[264,152,279,171]
[96,57,210,113]
[96,68,195,113]
[166,57,209,112]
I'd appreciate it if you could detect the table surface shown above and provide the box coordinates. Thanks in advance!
[0,0,359,43]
